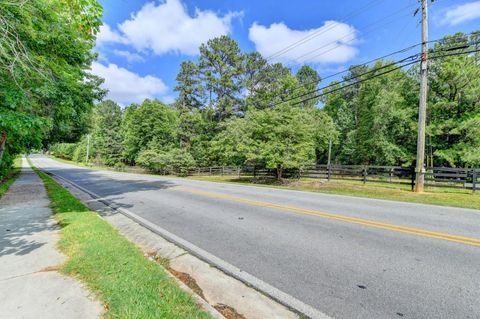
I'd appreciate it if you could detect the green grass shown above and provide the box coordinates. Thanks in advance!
[0,157,22,198]
[187,175,480,210]
[45,154,480,210]
[29,162,212,319]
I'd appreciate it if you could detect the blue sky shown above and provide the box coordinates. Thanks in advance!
[93,0,480,105]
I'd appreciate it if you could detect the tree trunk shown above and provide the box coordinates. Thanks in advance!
[0,131,7,163]
[277,164,283,181]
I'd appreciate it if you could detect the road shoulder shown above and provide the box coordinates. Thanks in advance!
[0,158,102,319]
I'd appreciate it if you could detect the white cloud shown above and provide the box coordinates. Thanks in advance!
[248,21,358,64]
[117,0,241,56]
[96,24,127,45]
[91,62,168,104]
[439,1,480,26]
[112,50,145,63]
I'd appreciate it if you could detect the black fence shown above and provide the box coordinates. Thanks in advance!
[188,164,479,192]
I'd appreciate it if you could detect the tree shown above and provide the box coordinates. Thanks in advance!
[174,61,204,111]
[323,62,417,165]
[0,0,104,176]
[93,100,123,166]
[295,65,322,109]
[215,104,318,179]
[199,36,243,120]
[121,100,179,163]
[427,32,480,166]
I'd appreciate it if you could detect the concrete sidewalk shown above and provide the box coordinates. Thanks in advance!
[0,158,102,319]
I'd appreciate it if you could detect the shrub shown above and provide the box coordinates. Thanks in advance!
[50,143,77,160]
[136,149,196,176]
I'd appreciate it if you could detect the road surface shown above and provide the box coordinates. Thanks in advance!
[30,155,480,319]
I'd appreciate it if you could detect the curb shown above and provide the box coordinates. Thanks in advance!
[42,168,332,319]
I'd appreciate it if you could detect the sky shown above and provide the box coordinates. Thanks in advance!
[93,0,480,105]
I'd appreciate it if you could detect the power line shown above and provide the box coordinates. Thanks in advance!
[265,0,384,61]
[288,33,480,96]
[295,2,418,62]
[290,47,480,106]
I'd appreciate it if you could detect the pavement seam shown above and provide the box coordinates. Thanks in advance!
[40,167,332,319]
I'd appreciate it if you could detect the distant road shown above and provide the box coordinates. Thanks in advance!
[31,155,480,319]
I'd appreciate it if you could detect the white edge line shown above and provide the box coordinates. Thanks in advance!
[38,166,333,319]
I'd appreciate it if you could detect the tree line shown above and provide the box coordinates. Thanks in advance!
[1,0,478,180]
[0,0,104,178]
[50,32,480,178]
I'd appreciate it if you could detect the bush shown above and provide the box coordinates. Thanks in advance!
[164,148,196,176]
[72,136,96,163]
[136,149,196,176]
[50,143,77,160]
[136,150,162,172]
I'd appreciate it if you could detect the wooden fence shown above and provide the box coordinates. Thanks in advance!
[187,164,479,192]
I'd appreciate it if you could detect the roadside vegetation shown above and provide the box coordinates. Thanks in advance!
[47,32,480,181]
[30,162,212,319]
[188,175,480,210]
[0,157,22,198]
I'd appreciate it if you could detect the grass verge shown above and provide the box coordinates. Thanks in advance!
[0,157,22,198]
[188,175,480,210]
[29,162,212,319]
[44,154,479,210]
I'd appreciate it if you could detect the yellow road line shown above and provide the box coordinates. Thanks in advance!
[174,186,480,247]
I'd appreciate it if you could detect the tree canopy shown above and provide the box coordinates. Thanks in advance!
[0,0,104,177]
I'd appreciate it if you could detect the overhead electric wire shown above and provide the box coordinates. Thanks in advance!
[265,0,384,61]
[289,47,480,106]
[277,53,420,106]
[287,33,480,95]
[294,2,418,62]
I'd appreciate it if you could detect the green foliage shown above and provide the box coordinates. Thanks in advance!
[32,165,212,319]
[0,0,104,174]
[324,62,418,165]
[136,149,196,176]
[427,32,480,167]
[93,100,123,166]
[50,143,77,160]
[213,104,327,179]
[122,100,179,163]
[72,135,95,163]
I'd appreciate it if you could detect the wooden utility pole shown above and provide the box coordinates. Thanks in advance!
[414,0,429,193]
[85,134,91,163]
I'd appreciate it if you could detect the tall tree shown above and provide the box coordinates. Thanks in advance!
[174,61,204,111]
[199,35,243,120]
[427,32,480,166]
[93,100,123,166]
[0,0,104,176]
[121,99,179,163]
[295,65,322,109]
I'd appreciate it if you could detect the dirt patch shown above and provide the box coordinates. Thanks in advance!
[145,250,170,268]
[38,265,61,272]
[169,268,205,300]
[214,303,247,319]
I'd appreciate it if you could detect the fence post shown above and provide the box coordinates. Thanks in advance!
[473,170,477,194]
[253,165,256,178]
[363,166,367,184]
[222,166,224,176]
[411,166,415,191]
[209,167,212,176]
[237,166,241,178]
[327,164,331,182]
[197,167,200,175]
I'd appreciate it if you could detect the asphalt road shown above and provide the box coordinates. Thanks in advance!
[31,155,480,319]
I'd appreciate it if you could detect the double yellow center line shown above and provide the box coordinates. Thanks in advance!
[174,186,480,247]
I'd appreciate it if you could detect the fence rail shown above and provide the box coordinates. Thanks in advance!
[186,164,479,192]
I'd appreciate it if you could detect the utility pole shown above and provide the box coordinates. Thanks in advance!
[414,0,429,193]
[327,138,332,166]
[85,134,91,164]
[327,138,332,182]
